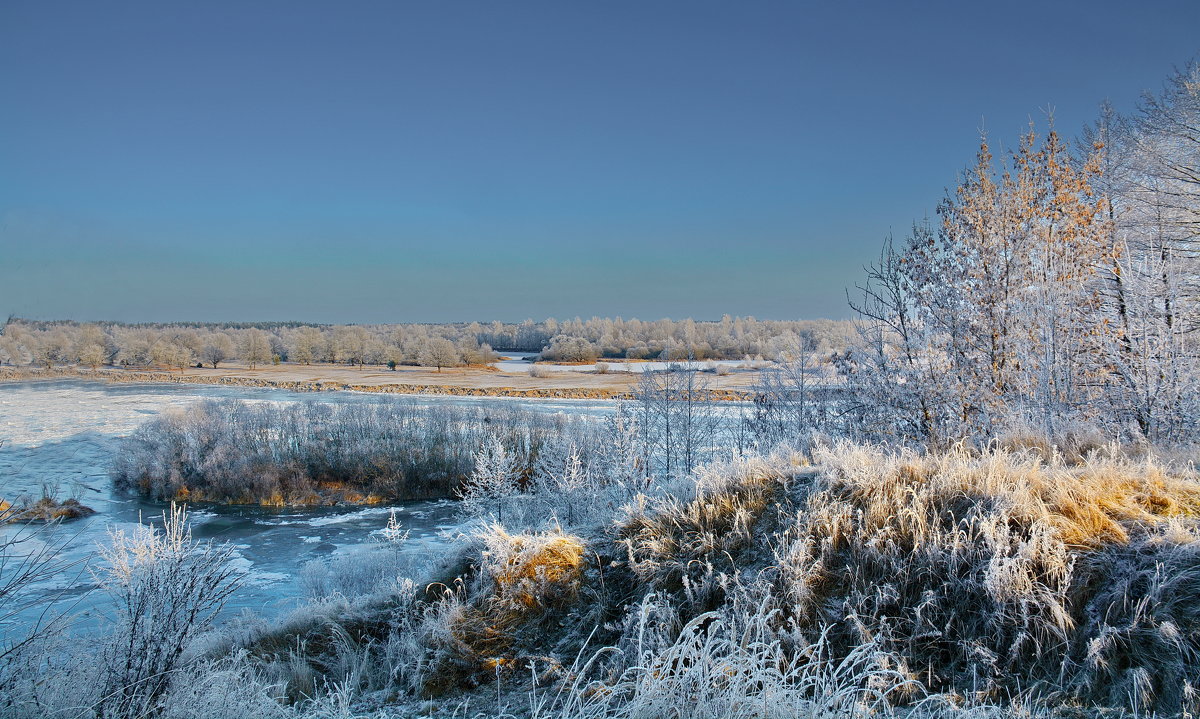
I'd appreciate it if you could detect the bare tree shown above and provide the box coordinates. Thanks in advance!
[238,329,272,370]
[634,365,720,477]
[747,335,829,450]
[333,326,371,369]
[420,338,460,372]
[0,504,85,672]
[198,333,233,369]
[288,326,326,366]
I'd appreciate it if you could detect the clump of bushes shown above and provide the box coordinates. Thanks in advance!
[538,335,600,363]
[112,399,592,505]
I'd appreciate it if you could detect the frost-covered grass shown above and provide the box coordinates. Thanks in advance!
[189,443,1200,717]
[8,442,1200,718]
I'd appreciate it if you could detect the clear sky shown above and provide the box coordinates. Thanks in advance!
[1,1,1197,323]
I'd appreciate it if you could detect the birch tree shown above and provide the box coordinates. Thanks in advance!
[1093,63,1200,441]
[846,119,1116,444]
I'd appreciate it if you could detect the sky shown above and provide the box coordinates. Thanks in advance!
[1,1,1197,324]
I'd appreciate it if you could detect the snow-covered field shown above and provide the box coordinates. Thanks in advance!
[0,380,617,622]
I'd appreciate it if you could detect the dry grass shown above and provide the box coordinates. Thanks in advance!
[619,455,799,591]
[0,496,96,523]
[380,526,591,695]
[813,442,1200,548]
[481,525,586,610]
[603,443,1200,714]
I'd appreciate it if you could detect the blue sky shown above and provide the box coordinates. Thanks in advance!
[1,1,1197,323]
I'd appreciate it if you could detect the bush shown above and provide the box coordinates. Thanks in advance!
[528,364,555,378]
[94,504,243,718]
[113,399,594,505]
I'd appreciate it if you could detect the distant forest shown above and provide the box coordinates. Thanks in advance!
[0,316,857,370]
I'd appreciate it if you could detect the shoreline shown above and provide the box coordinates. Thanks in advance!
[0,366,757,402]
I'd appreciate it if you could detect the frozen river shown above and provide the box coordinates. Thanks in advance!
[0,379,618,626]
[491,351,753,373]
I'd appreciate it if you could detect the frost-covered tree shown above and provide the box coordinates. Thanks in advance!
[198,332,233,369]
[458,436,522,523]
[333,326,371,368]
[419,337,460,372]
[29,330,71,369]
[287,326,326,365]
[152,339,195,371]
[528,440,592,526]
[634,366,720,477]
[238,329,272,369]
[1088,64,1200,442]
[77,343,108,369]
[845,117,1118,445]
[747,334,830,449]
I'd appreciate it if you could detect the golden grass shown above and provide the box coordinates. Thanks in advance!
[620,456,793,586]
[816,443,1200,548]
[605,443,1200,711]
[484,527,586,610]
[426,525,588,683]
[0,496,96,523]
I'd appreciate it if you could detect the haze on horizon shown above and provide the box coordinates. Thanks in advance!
[2,0,1198,324]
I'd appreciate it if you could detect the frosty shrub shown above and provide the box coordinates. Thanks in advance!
[94,503,243,718]
[528,364,555,378]
[0,502,84,665]
[457,436,525,524]
[0,499,93,718]
[113,399,594,505]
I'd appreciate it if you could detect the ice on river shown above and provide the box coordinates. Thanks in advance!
[491,351,750,374]
[0,379,617,626]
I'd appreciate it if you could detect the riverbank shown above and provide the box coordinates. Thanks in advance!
[0,364,760,401]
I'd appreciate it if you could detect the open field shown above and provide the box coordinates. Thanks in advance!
[0,361,767,400]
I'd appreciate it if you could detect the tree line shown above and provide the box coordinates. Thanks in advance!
[0,316,855,371]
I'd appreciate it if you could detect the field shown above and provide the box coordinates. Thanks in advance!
[0,360,768,399]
